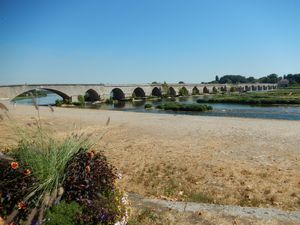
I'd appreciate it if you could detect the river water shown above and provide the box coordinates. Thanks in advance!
[13,94,300,120]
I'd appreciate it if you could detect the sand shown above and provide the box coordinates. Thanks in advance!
[0,104,299,224]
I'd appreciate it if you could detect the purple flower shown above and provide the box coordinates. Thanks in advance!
[100,212,108,221]
[6,193,11,200]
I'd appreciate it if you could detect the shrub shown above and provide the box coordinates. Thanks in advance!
[63,150,126,225]
[178,87,189,96]
[56,99,71,106]
[144,103,152,109]
[213,87,218,94]
[192,88,200,95]
[63,99,72,105]
[230,86,236,92]
[55,99,63,106]
[0,159,38,222]
[77,95,85,106]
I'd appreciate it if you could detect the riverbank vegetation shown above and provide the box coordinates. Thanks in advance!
[144,103,153,109]
[156,102,212,112]
[197,88,300,105]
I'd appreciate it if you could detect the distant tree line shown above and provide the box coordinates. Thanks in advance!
[283,74,300,85]
[152,73,300,86]
[210,73,300,85]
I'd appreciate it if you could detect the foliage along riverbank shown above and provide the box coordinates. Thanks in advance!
[56,95,214,113]
[155,102,212,112]
[197,88,300,105]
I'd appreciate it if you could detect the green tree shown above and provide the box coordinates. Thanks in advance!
[78,95,85,106]
[230,86,236,92]
[162,82,169,97]
[192,87,200,95]
[215,75,219,82]
[219,75,247,84]
[212,87,218,93]
[246,76,256,83]
[258,74,279,83]
[178,87,189,96]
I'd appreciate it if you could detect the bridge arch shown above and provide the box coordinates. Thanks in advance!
[151,87,162,97]
[41,88,70,100]
[168,87,176,97]
[132,87,146,98]
[110,88,125,100]
[220,86,227,92]
[212,86,218,93]
[245,85,250,91]
[203,86,209,94]
[178,86,189,96]
[12,88,70,102]
[251,85,257,91]
[84,89,100,102]
[192,86,200,95]
[43,89,69,100]
[237,86,244,92]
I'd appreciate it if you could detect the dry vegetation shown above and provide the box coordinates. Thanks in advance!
[102,127,300,211]
[0,104,299,224]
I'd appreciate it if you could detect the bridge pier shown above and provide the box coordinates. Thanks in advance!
[70,95,80,103]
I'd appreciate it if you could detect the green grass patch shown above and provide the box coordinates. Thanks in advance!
[188,192,214,203]
[156,102,212,112]
[45,201,83,225]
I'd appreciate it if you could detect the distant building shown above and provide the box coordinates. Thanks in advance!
[278,79,289,87]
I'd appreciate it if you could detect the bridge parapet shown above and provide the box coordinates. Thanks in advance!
[0,83,278,102]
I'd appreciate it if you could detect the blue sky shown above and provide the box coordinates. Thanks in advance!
[0,0,300,84]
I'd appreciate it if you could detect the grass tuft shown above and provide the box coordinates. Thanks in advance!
[11,130,92,204]
[188,192,214,203]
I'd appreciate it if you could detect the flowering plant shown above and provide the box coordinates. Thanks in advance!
[0,103,128,225]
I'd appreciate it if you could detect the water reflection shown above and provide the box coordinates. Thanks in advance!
[114,101,126,108]
[13,93,62,105]
[13,94,300,121]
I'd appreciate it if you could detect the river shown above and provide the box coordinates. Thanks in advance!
[13,94,300,120]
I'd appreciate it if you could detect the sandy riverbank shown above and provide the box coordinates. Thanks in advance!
[0,104,299,214]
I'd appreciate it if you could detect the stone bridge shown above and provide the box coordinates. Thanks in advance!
[0,83,278,102]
